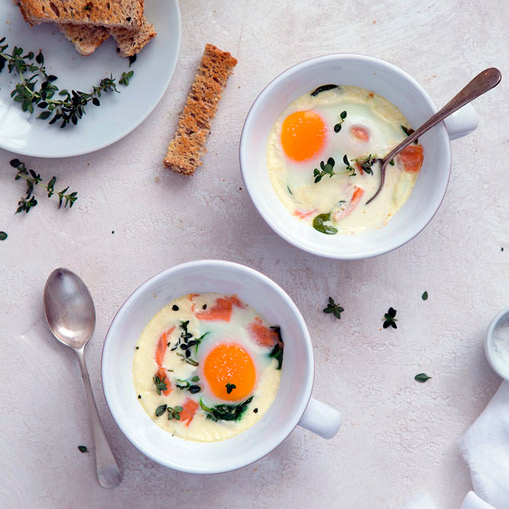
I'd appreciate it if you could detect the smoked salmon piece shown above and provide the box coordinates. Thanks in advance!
[399,144,423,173]
[155,326,175,367]
[195,295,244,322]
[333,186,364,222]
[248,317,279,348]
[180,398,199,426]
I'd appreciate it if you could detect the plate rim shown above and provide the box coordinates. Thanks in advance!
[0,0,182,159]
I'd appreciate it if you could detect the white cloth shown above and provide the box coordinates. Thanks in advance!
[461,491,496,509]
[459,381,509,509]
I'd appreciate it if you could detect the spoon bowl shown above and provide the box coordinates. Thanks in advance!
[44,268,96,349]
[43,267,122,488]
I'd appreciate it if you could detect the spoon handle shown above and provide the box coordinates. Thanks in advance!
[76,347,122,488]
[366,68,502,204]
[384,68,502,163]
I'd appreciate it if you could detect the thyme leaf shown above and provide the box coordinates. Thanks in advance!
[383,307,398,329]
[323,296,344,320]
[415,373,431,383]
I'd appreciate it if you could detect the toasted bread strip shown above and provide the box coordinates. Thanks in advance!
[58,24,110,56]
[19,0,143,28]
[164,44,238,175]
[109,18,156,57]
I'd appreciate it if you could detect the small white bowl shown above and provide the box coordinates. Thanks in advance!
[485,307,509,381]
[102,260,341,474]
[240,54,478,259]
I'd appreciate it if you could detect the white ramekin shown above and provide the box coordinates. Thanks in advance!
[102,260,342,473]
[240,54,478,259]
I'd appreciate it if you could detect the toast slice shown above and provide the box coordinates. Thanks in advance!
[58,24,110,56]
[163,44,238,175]
[19,0,143,28]
[109,17,156,57]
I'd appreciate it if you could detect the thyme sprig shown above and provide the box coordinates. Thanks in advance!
[0,37,133,128]
[334,110,347,132]
[10,159,78,213]
[353,154,376,175]
[323,297,344,320]
[313,155,356,183]
[383,307,398,329]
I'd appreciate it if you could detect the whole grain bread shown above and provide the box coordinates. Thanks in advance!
[20,0,143,28]
[58,24,110,56]
[164,44,238,175]
[56,17,155,57]
[109,17,156,57]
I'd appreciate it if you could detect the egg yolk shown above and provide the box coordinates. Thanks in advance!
[281,110,326,161]
[203,343,256,401]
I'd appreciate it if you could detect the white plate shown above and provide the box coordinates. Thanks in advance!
[0,0,181,158]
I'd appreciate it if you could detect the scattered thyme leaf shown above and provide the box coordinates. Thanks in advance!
[10,159,78,214]
[421,291,428,301]
[269,326,284,369]
[167,406,183,421]
[0,231,7,240]
[383,307,398,329]
[323,296,344,320]
[415,373,431,383]
[119,70,134,86]
[225,382,236,394]
[155,404,167,417]
[401,125,418,144]
[201,397,254,422]
[77,445,89,453]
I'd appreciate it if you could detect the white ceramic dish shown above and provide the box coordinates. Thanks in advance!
[102,260,341,474]
[485,307,509,381]
[0,0,181,158]
[240,54,479,260]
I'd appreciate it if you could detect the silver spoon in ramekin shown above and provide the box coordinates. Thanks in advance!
[366,67,502,204]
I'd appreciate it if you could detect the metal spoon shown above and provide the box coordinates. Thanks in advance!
[366,67,502,204]
[43,268,122,488]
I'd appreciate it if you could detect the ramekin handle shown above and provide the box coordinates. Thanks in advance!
[298,397,342,439]
[443,103,478,140]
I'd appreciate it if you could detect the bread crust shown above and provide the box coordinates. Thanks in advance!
[164,44,238,175]
[58,23,110,56]
[109,18,156,57]
[20,0,144,28]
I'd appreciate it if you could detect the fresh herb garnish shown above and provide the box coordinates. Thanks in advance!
[128,54,137,67]
[202,304,207,310]
[401,125,418,144]
[414,373,431,383]
[310,84,338,97]
[0,37,133,128]
[334,110,347,133]
[314,157,337,183]
[253,408,258,413]
[323,297,344,319]
[153,374,168,395]
[77,445,89,453]
[269,326,284,369]
[383,307,398,329]
[342,154,356,176]
[225,382,236,394]
[155,404,167,417]
[119,70,134,86]
[313,154,356,183]
[287,185,293,195]
[172,305,179,311]
[200,397,254,422]
[167,406,183,421]
[312,213,338,235]
[353,154,376,175]
[175,377,202,394]
[10,159,78,213]
[389,159,395,166]
[138,394,141,399]
[421,291,428,301]
[0,231,7,241]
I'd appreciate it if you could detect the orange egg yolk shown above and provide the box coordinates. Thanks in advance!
[203,343,256,401]
[281,110,326,161]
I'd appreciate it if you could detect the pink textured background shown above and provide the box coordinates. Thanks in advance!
[1,0,508,507]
